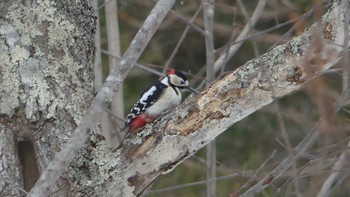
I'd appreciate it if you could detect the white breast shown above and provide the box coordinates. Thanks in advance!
[145,87,181,115]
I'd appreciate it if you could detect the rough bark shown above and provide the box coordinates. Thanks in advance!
[67,1,347,197]
[27,0,177,196]
[0,0,95,196]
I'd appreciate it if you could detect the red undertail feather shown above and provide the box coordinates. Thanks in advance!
[129,114,158,133]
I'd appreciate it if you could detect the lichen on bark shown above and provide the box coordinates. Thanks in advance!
[0,0,95,195]
[1,0,94,121]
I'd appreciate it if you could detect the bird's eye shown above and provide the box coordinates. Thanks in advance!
[181,80,185,84]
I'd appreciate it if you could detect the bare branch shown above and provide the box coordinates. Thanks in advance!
[103,0,125,148]
[100,49,163,77]
[162,4,203,76]
[104,0,123,118]
[202,0,216,196]
[214,0,267,72]
[317,140,350,197]
[169,10,205,36]
[231,150,277,196]
[240,128,320,197]
[227,8,313,47]
[149,173,240,194]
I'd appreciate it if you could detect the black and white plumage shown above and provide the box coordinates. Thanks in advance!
[118,69,195,148]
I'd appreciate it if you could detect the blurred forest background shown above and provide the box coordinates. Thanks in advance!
[94,0,349,196]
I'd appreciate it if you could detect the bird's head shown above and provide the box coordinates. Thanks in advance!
[167,69,196,93]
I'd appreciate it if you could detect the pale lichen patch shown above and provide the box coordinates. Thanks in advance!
[67,134,109,189]
[34,0,57,22]
[6,5,43,46]
[0,64,20,115]
[2,0,95,195]
[0,39,20,115]
[1,0,93,122]
[10,45,29,64]
[48,19,75,49]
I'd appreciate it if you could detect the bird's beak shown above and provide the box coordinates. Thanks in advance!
[187,86,197,94]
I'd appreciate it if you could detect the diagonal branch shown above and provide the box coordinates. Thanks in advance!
[317,139,350,197]
[91,1,347,196]
[27,0,176,196]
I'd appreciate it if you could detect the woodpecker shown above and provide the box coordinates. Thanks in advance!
[118,69,196,148]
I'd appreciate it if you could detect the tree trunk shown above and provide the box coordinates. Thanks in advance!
[0,0,95,196]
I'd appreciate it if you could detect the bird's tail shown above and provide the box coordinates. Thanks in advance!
[115,126,130,149]
[100,110,128,149]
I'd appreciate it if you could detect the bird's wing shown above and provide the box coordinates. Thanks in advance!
[125,81,166,125]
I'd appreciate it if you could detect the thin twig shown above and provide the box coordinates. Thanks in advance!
[152,0,205,35]
[317,140,350,197]
[327,169,350,194]
[169,10,206,36]
[277,157,318,193]
[226,7,314,49]
[240,128,320,197]
[162,4,203,76]
[101,49,163,77]
[214,0,267,72]
[190,155,255,179]
[240,52,345,196]
[198,0,267,90]
[255,4,323,197]
[316,2,350,196]
[148,173,240,194]
[271,96,302,196]
[231,150,277,197]
[218,15,237,76]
